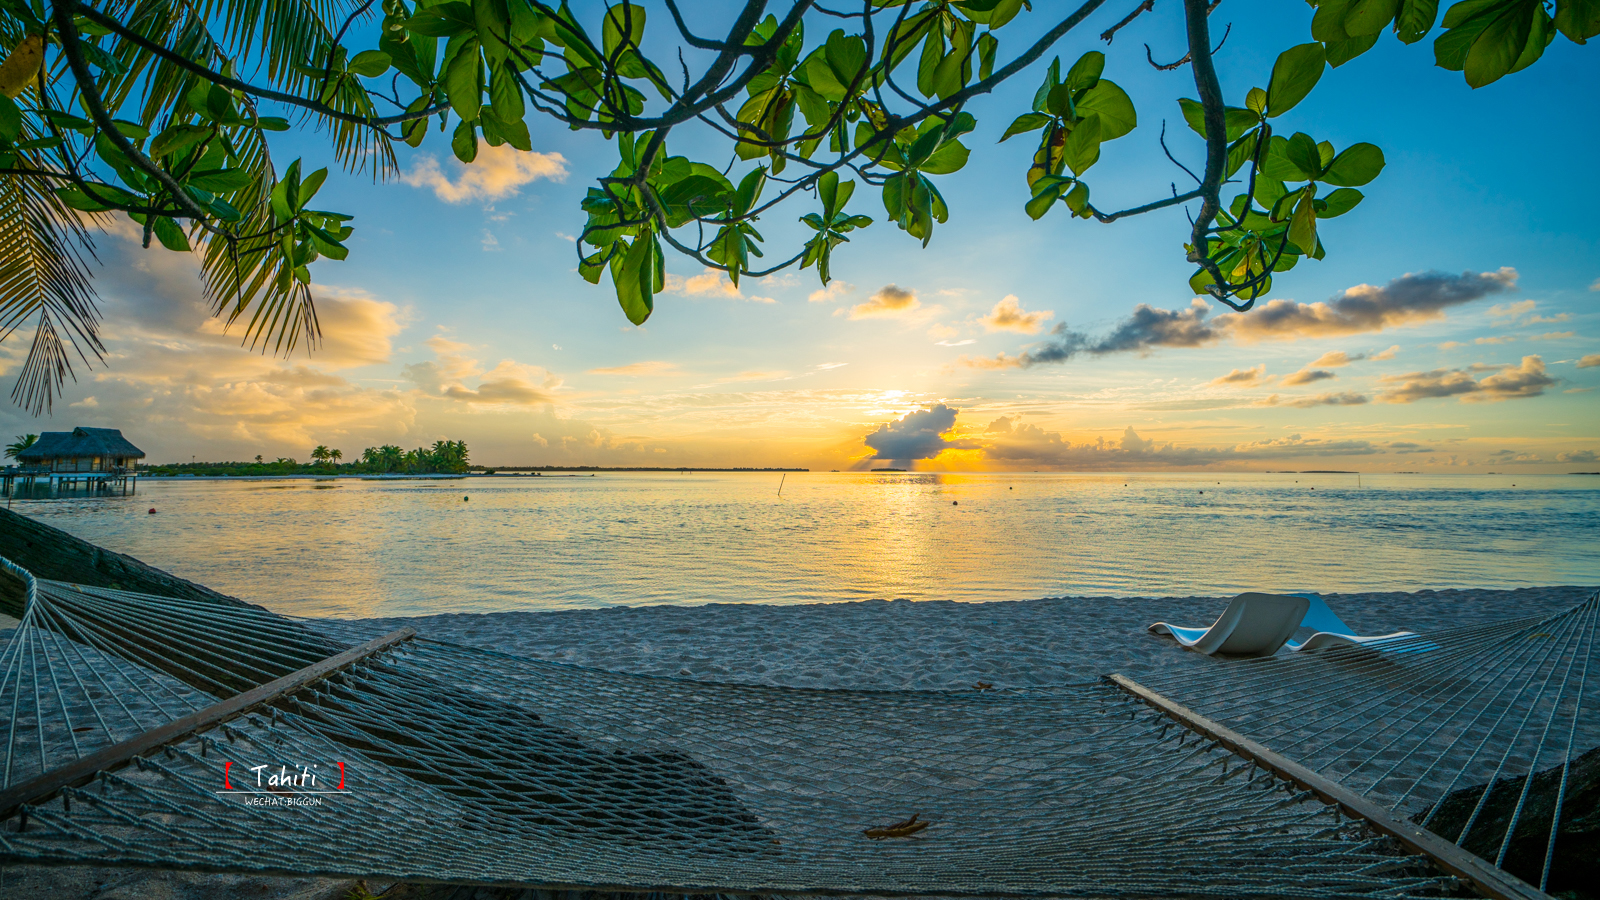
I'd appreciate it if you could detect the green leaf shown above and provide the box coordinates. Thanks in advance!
[1030,57,1061,112]
[452,119,479,162]
[443,36,485,121]
[1313,0,1354,41]
[735,166,767,215]
[1024,180,1064,220]
[305,224,349,260]
[1246,87,1268,115]
[1325,32,1381,65]
[489,62,526,126]
[348,50,393,77]
[256,116,291,132]
[1463,0,1538,87]
[825,29,868,93]
[407,2,475,37]
[0,95,23,144]
[1076,80,1136,139]
[188,169,254,192]
[1397,0,1441,41]
[1285,132,1321,180]
[1000,112,1051,142]
[1320,142,1385,185]
[1062,117,1102,176]
[611,234,655,325]
[921,141,970,174]
[1266,43,1326,117]
[1508,4,1554,73]
[151,216,191,252]
[1063,181,1090,217]
[1289,190,1318,253]
[1065,51,1105,92]
[1346,0,1401,35]
[916,28,945,97]
[1554,0,1600,41]
[1177,97,1207,136]
[601,1,646,56]
[1317,187,1364,217]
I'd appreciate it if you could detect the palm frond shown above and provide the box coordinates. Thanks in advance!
[0,168,107,415]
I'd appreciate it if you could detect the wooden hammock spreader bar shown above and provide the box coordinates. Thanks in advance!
[0,626,416,823]
[1107,673,1553,900]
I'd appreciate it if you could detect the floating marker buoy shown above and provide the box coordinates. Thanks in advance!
[952,501,958,506]
[463,496,469,501]
[1009,486,1013,490]
[147,508,156,514]
[1199,491,1204,494]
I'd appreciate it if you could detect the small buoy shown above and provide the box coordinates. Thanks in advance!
[463,496,469,501]
[1199,491,1204,494]
[1009,486,1013,490]
[952,500,958,506]
[147,508,157,514]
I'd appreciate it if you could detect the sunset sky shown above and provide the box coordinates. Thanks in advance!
[3,1,1596,472]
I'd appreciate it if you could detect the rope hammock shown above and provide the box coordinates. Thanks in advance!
[0,556,1592,900]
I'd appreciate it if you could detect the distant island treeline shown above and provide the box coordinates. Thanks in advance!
[142,441,807,477]
[145,441,471,476]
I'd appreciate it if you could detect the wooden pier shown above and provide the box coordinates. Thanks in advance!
[2,466,137,495]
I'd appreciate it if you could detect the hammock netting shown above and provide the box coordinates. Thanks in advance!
[0,557,1594,900]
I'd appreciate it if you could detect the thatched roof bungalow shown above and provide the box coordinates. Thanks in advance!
[14,428,145,473]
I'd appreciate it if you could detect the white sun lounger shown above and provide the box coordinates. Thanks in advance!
[1147,592,1310,657]
[1283,591,1416,652]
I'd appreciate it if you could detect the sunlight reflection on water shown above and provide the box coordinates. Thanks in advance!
[10,471,1597,617]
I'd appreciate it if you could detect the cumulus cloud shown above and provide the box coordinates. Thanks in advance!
[1591,278,1600,292]
[863,403,964,460]
[1578,354,1600,369]
[589,361,680,376]
[664,267,775,303]
[1488,299,1536,320]
[980,295,1053,334]
[1558,449,1598,463]
[1283,368,1336,386]
[809,281,854,303]
[1373,345,1400,360]
[1389,441,1436,454]
[966,269,1518,369]
[403,337,561,407]
[849,284,921,319]
[1258,392,1370,408]
[1308,351,1362,367]
[401,145,567,203]
[1376,355,1556,403]
[1210,364,1267,387]
[1223,268,1518,342]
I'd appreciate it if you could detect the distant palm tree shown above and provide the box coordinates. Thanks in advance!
[255,455,264,464]
[311,445,331,466]
[5,434,37,459]
[329,449,343,464]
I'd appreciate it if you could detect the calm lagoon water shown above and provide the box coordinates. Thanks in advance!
[7,471,1597,618]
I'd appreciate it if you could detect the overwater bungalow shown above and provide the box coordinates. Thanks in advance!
[7,427,144,491]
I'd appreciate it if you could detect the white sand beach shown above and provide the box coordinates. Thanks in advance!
[1,584,1594,899]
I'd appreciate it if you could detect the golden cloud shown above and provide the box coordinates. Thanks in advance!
[980,295,1053,334]
[401,145,568,203]
[848,284,920,319]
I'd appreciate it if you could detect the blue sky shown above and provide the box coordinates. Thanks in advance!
[3,0,1596,470]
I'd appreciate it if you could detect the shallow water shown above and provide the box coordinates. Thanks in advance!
[6,471,1597,617]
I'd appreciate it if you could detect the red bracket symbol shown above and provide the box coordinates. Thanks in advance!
[337,761,345,790]
[223,761,233,790]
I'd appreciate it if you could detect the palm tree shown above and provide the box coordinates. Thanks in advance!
[329,448,343,465]
[4,433,37,459]
[311,445,330,466]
